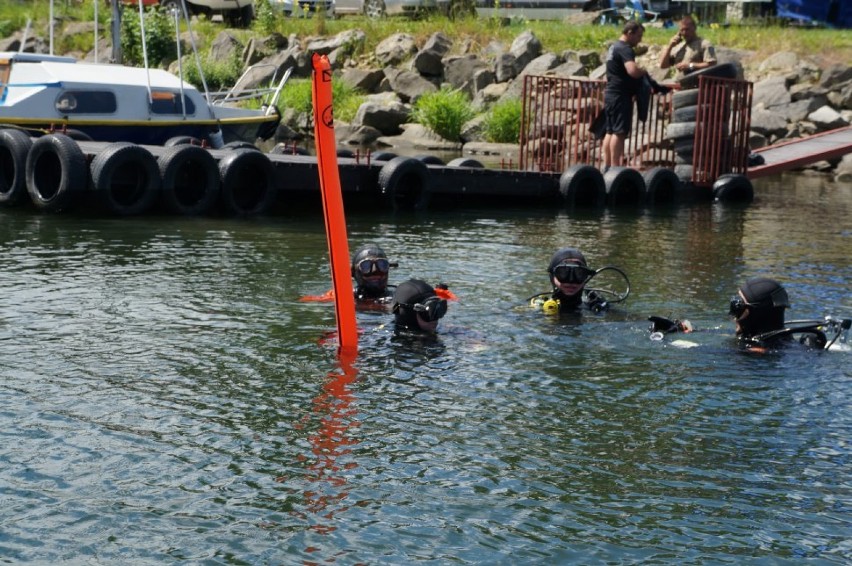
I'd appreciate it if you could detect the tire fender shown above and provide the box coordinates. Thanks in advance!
[371,151,397,162]
[558,164,605,207]
[158,144,220,215]
[378,156,431,211]
[642,167,680,204]
[164,135,202,147]
[0,128,33,206]
[713,174,754,203]
[672,88,700,109]
[415,154,445,165]
[90,142,160,216]
[219,149,277,216]
[25,133,87,212]
[447,157,484,168]
[604,166,646,206]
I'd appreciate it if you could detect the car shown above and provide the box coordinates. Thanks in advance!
[269,0,336,17]
[334,0,471,19]
[157,0,255,26]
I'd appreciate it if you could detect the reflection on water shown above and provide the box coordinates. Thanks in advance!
[0,174,849,563]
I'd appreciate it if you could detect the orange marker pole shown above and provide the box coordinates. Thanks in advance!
[311,53,357,354]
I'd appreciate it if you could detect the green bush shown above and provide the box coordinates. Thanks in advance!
[482,97,521,143]
[411,87,475,142]
[253,0,277,35]
[119,7,177,67]
[276,78,365,123]
[181,51,243,93]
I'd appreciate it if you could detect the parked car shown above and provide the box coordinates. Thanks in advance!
[269,0,335,17]
[157,0,255,26]
[334,0,471,19]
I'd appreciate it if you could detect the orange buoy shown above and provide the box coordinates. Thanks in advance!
[311,53,357,354]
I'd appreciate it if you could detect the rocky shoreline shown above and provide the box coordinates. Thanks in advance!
[2,24,851,181]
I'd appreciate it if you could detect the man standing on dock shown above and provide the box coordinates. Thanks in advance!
[659,16,717,80]
[603,21,648,171]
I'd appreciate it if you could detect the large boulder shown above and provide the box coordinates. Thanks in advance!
[412,32,452,77]
[375,33,417,66]
[351,92,411,135]
[382,67,438,103]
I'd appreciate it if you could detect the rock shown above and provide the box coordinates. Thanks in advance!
[548,60,587,78]
[210,31,243,63]
[750,107,788,138]
[375,33,417,66]
[752,76,791,109]
[509,30,542,77]
[382,67,438,103]
[460,114,488,143]
[377,123,462,151]
[807,105,848,130]
[819,64,852,89]
[776,96,828,123]
[473,82,510,110]
[495,53,518,83]
[443,55,489,96]
[334,123,382,146]
[561,49,601,69]
[758,51,798,73]
[834,154,852,183]
[306,29,365,57]
[340,68,385,93]
[412,32,452,77]
[827,82,852,110]
[351,93,411,135]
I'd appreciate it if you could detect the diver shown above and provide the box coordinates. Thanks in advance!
[391,279,449,334]
[351,243,397,305]
[529,247,630,315]
[649,277,850,351]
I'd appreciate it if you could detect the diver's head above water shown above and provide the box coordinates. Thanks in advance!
[729,277,789,338]
[548,247,595,306]
[351,243,392,298]
[391,279,448,333]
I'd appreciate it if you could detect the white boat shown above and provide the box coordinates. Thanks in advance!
[0,51,283,146]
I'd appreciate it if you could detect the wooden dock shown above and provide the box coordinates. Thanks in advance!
[748,126,852,179]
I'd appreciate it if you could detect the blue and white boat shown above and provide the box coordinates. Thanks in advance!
[0,50,283,147]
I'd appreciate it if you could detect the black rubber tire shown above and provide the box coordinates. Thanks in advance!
[447,157,484,168]
[0,128,34,206]
[679,62,738,91]
[222,141,260,152]
[674,152,693,165]
[673,137,694,155]
[666,122,696,140]
[90,142,161,216]
[336,148,355,158]
[713,174,754,203]
[558,164,605,207]
[158,144,220,215]
[378,156,431,211]
[218,149,277,216]
[25,133,87,212]
[672,89,700,110]
[671,104,697,123]
[603,166,646,206]
[371,151,397,162]
[415,154,445,166]
[642,167,680,204]
[164,136,202,147]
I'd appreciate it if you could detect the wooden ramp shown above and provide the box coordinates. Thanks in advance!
[748,125,852,179]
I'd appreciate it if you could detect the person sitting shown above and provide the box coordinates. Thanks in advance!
[391,279,448,333]
[351,243,396,304]
[659,15,717,81]
[530,247,614,314]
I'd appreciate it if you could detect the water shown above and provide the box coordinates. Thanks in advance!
[1,173,849,564]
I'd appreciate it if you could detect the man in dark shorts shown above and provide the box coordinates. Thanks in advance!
[603,21,648,171]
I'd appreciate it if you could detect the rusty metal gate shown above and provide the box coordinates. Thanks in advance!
[519,73,753,186]
[519,74,674,172]
[690,75,753,186]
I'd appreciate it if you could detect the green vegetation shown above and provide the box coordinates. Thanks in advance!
[278,78,365,123]
[412,87,475,142]
[482,97,521,143]
[120,7,177,67]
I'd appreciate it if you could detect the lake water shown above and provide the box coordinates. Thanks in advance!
[1,173,849,564]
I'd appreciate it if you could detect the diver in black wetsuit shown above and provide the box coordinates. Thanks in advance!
[650,277,849,351]
[391,279,448,334]
[530,247,620,314]
[351,244,396,305]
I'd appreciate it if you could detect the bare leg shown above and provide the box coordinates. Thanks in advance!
[611,133,626,168]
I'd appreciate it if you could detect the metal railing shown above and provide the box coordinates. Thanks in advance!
[519,74,674,173]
